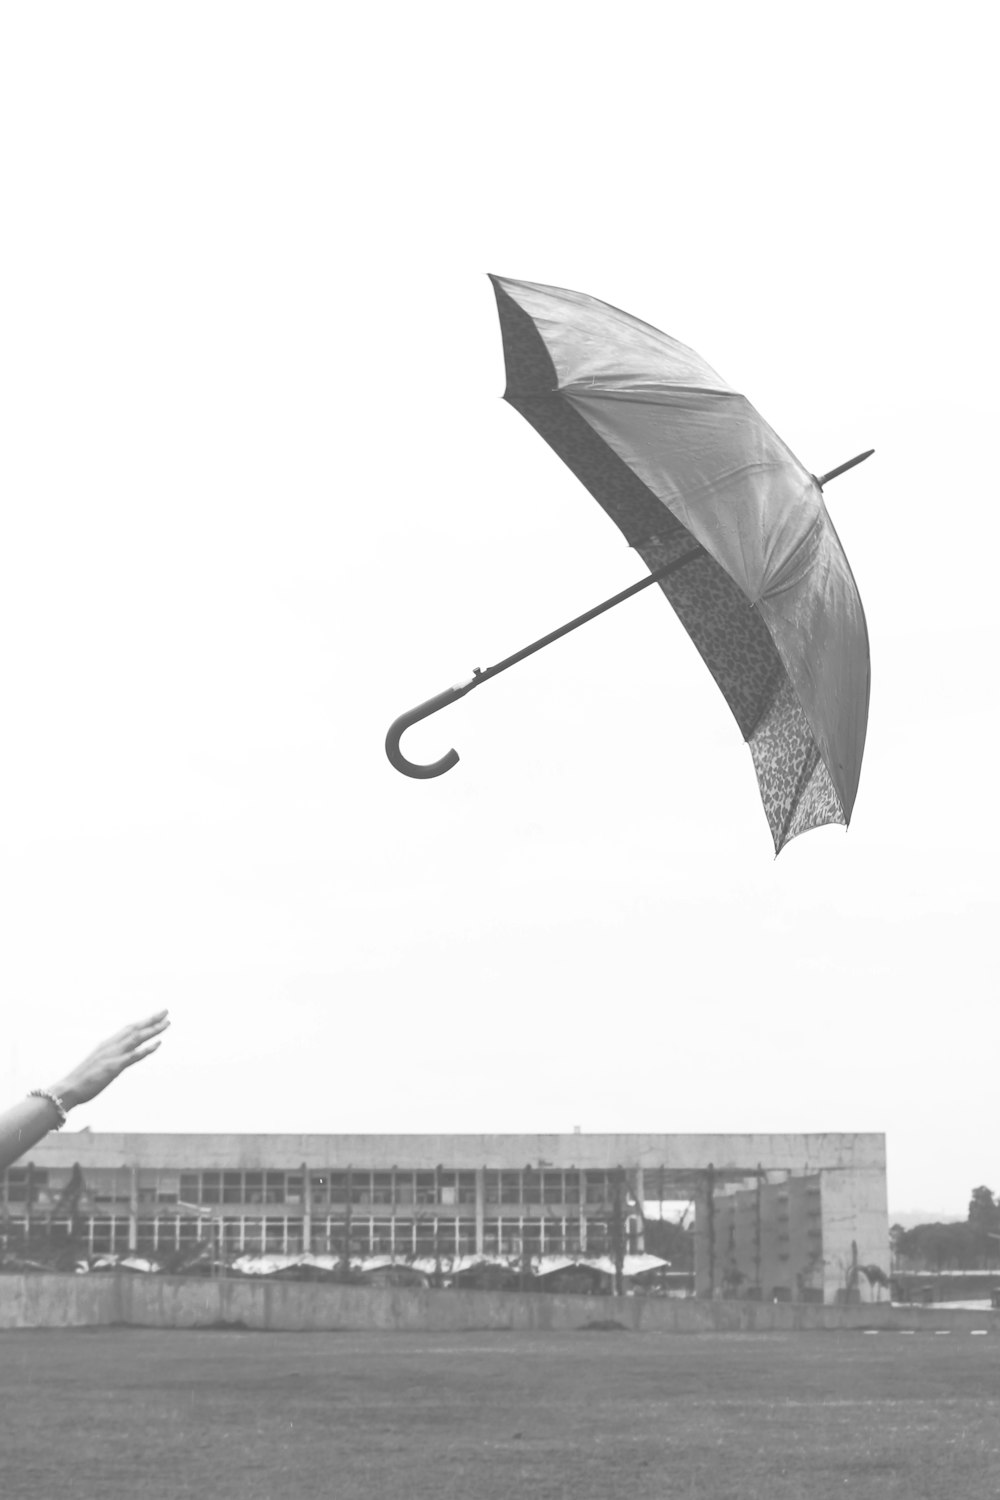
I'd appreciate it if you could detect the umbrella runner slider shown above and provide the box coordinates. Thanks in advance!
[385,449,871,782]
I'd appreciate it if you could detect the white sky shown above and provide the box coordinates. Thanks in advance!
[0,5,995,1219]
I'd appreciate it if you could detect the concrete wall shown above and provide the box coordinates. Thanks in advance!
[27,1130,887,1176]
[1,1275,995,1335]
[820,1166,890,1303]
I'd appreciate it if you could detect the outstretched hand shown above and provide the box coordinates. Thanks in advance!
[52,1010,170,1110]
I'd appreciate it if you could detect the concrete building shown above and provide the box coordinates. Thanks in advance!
[1,1130,889,1303]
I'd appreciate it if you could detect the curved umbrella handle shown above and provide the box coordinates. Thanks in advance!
[385,678,477,779]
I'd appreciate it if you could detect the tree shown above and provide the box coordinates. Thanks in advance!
[643,1213,693,1271]
[968,1186,1000,1265]
[968,1186,999,1233]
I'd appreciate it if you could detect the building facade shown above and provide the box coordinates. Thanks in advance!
[1,1130,889,1303]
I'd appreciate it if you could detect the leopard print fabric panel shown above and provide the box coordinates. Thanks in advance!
[637,532,783,741]
[748,676,846,850]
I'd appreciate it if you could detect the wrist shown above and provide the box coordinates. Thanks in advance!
[48,1080,81,1113]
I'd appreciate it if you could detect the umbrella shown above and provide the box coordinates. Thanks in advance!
[386,276,871,852]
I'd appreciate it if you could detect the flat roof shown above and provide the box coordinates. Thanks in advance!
[23,1131,886,1177]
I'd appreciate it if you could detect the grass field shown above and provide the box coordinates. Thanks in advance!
[2,1327,998,1500]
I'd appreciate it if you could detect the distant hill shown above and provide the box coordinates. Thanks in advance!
[889,1209,964,1229]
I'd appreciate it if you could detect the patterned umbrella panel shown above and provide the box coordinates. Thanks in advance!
[490,275,870,853]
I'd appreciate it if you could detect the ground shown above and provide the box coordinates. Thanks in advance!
[2,1327,998,1500]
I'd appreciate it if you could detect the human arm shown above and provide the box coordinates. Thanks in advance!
[0,1010,169,1174]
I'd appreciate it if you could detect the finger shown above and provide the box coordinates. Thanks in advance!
[106,1012,170,1050]
[129,1017,170,1047]
[121,1039,162,1068]
[124,1010,169,1037]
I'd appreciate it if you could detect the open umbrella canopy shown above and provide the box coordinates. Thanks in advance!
[490,276,870,853]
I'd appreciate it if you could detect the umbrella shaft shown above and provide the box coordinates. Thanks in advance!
[475,549,702,686]
[817,448,874,486]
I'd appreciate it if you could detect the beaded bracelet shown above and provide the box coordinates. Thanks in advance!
[28,1088,68,1128]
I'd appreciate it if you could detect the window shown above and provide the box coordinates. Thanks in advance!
[286,1219,304,1254]
[499,1222,521,1256]
[223,1172,243,1205]
[351,1172,372,1206]
[264,1218,285,1252]
[372,1220,393,1253]
[350,1220,372,1254]
[542,1173,564,1204]
[91,1218,113,1253]
[500,1173,521,1205]
[202,1172,222,1205]
[415,1221,437,1255]
[311,1174,329,1205]
[543,1218,564,1252]
[286,1176,303,1206]
[328,1173,349,1205]
[372,1174,393,1205]
[585,1172,608,1205]
[222,1220,242,1253]
[415,1173,436,1206]
[437,1220,458,1253]
[243,1221,263,1252]
[522,1172,541,1205]
[394,1220,414,1256]
[482,1219,500,1253]
[154,1173,181,1204]
[484,1172,500,1205]
[457,1219,476,1254]
[180,1174,200,1204]
[4,1168,45,1204]
[156,1220,179,1254]
[265,1173,286,1205]
[439,1173,457,1207]
[458,1173,477,1206]
[587,1221,609,1252]
[0,1215,27,1250]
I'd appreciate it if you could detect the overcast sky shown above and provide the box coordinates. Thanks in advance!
[1,5,995,1218]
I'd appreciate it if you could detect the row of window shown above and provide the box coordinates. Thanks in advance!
[169,1168,628,1207]
[0,1214,639,1258]
[2,1166,635,1210]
